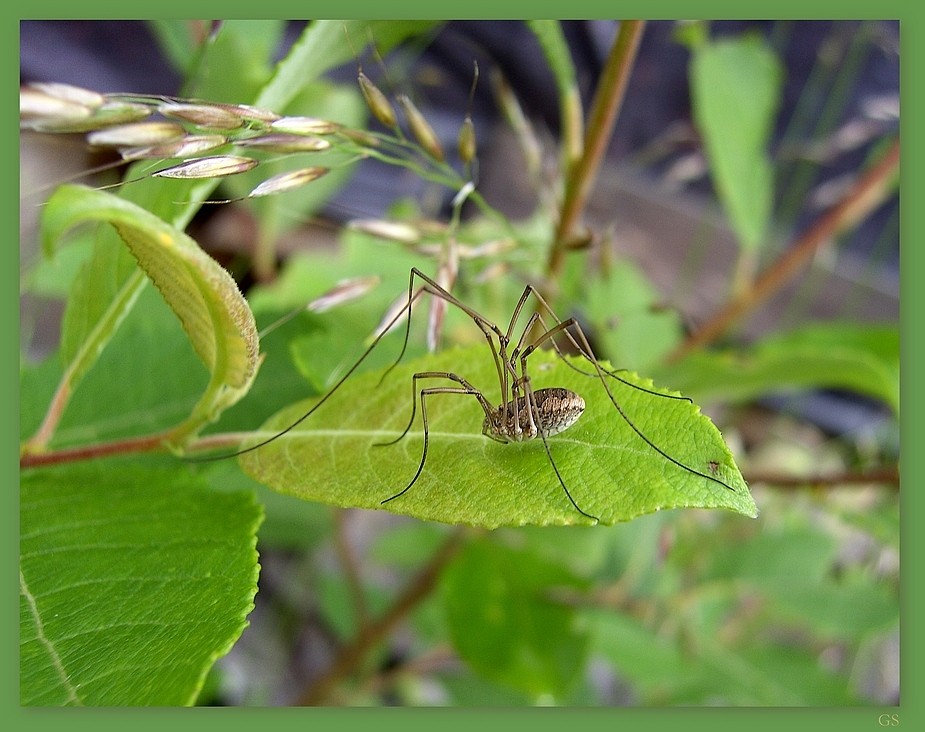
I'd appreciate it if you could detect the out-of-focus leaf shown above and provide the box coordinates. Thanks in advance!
[690,35,782,250]
[577,260,684,372]
[440,538,589,699]
[654,322,900,414]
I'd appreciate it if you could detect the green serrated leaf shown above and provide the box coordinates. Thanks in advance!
[238,344,754,528]
[40,184,260,444]
[20,462,263,706]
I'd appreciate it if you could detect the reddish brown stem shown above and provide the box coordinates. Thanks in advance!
[20,431,174,468]
[546,20,646,285]
[668,138,899,362]
[745,465,899,488]
[297,527,466,706]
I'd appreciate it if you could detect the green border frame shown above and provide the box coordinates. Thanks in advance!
[12,5,914,730]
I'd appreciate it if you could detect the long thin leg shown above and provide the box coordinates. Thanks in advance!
[509,291,693,404]
[189,274,430,461]
[374,370,496,448]
[380,383,492,505]
[519,315,738,494]
[537,429,599,523]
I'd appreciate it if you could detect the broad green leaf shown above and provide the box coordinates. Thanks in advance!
[185,20,284,103]
[652,322,900,414]
[770,581,897,639]
[20,462,263,705]
[690,35,782,250]
[586,608,704,699]
[40,185,260,445]
[440,538,589,699]
[147,20,206,78]
[238,345,754,528]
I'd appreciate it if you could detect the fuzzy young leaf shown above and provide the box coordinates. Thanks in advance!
[41,185,260,444]
[20,463,262,705]
[238,346,754,528]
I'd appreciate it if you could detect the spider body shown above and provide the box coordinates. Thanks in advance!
[484,388,585,443]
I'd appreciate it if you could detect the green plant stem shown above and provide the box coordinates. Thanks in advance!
[297,527,467,705]
[545,20,645,291]
[667,136,899,362]
[24,268,149,453]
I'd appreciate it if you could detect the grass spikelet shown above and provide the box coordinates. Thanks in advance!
[159,103,246,130]
[120,134,229,160]
[457,115,477,165]
[271,116,341,135]
[87,121,185,147]
[152,155,259,179]
[358,71,397,129]
[398,94,444,161]
[26,82,104,109]
[248,167,329,198]
[348,219,422,244]
[236,134,332,153]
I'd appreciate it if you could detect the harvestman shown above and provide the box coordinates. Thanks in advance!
[197,267,737,523]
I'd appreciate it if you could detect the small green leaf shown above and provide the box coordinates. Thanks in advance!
[690,35,782,250]
[20,462,263,705]
[577,259,684,371]
[238,345,754,528]
[440,538,589,698]
[41,184,260,443]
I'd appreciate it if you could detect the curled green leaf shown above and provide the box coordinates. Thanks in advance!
[41,185,260,444]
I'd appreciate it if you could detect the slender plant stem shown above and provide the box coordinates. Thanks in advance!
[545,20,646,288]
[297,527,466,705]
[332,509,370,628]
[20,430,176,468]
[668,137,899,362]
[744,465,899,488]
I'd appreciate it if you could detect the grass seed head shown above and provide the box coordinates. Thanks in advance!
[457,115,477,165]
[271,116,341,135]
[87,121,185,148]
[119,134,228,160]
[398,94,444,161]
[159,103,246,130]
[236,134,332,153]
[248,167,329,198]
[358,71,397,129]
[152,155,259,179]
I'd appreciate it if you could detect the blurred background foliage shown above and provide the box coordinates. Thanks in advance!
[20,20,898,705]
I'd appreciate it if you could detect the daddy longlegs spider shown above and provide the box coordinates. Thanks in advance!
[195,267,737,523]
